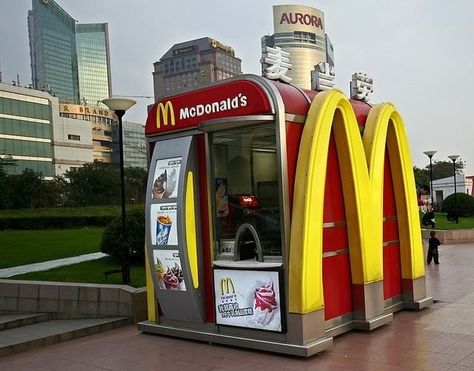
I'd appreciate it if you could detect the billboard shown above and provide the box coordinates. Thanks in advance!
[289,89,424,314]
[214,269,283,332]
[273,4,325,37]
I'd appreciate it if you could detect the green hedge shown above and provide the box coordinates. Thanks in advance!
[0,215,114,230]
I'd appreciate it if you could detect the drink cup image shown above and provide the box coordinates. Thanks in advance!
[156,215,172,245]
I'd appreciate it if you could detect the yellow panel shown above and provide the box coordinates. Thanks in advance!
[364,104,424,279]
[145,250,157,322]
[289,90,423,314]
[185,171,199,289]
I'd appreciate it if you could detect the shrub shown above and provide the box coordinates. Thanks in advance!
[441,193,474,217]
[101,207,145,264]
[0,215,113,230]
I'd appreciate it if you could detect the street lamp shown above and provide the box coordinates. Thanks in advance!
[102,97,136,284]
[447,154,460,224]
[423,150,437,210]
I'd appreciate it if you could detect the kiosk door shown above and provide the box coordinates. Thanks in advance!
[146,135,204,322]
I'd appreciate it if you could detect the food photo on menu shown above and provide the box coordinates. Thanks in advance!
[214,270,282,332]
[152,157,181,199]
[153,250,186,291]
[150,203,178,246]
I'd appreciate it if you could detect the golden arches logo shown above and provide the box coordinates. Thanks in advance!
[220,277,235,295]
[156,101,175,129]
[289,89,424,314]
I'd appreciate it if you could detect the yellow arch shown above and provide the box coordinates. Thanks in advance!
[289,90,424,314]
[364,104,424,279]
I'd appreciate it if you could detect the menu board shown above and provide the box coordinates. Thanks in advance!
[214,269,282,332]
[153,250,186,291]
[150,203,178,245]
[151,157,182,199]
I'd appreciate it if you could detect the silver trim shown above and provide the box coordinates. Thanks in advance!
[322,249,349,258]
[383,240,399,247]
[323,221,347,228]
[285,113,306,124]
[198,115,275,132]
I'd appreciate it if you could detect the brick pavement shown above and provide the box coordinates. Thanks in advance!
[1,243,473,370]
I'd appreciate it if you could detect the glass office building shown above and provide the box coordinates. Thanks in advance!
[76,23,112,107]
[0,84,55,177]
[111,121,147,169]
[28,0,79,103]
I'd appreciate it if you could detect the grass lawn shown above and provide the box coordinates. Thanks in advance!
[432,213,474,230]
[10,257,146,288]
[0,227,103,269]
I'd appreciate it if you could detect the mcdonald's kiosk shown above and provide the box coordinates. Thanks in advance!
[139,74,432,356]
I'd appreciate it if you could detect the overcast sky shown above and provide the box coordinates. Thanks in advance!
[1,0,473,174]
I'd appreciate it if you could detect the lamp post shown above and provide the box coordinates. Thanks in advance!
[447,154,460,224]
[102,97,136,284]
[423,150,437,210]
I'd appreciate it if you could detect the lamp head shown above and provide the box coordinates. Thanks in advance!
[102,97,136,112]
[448,154,460,162]
[423,150,437,158]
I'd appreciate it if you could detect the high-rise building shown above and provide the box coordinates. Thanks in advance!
[28,0,111,105]
[153,37,242,100]
[111,121,147,169]
[76,23,112,106]
[261,4,334,89]
[28,0,79,103]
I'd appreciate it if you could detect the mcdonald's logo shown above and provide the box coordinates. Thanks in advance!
[220,277,235,295]
[156,101,175,129]
[289,89,424,314]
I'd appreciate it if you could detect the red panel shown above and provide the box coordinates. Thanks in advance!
[383,244,402,299]
[322,226,348,253]
[383,152,397,216]
[323,134,346,223]
[196,134,214,323]
[383,220,399,242]
[285,122,303,213]
[382,151,402,299]
[323,254,353,320]
[273,81,311,116]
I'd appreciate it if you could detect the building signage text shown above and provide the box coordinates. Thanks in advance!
[280,12,323,29]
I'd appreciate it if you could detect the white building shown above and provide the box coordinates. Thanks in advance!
[432,174,473,206]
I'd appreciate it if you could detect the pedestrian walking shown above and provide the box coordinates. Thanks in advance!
[427,230,441,265]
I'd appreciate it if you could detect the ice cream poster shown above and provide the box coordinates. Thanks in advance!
[150,203,178,245]
[153,250,186,291]
[152,157,181,199]
[213,269,282,332]
[215,178,229,218]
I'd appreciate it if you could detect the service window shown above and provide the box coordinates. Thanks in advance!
[210,124,282,261]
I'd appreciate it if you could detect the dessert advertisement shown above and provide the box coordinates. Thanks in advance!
[215,178,229,218]
[153,250,186,291]
[151,157,182,199]
[150,203,178,245]
[213,269,282,332]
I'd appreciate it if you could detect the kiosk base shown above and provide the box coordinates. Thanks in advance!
[137,321,333,357]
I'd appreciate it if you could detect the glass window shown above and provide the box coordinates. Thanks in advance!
[210,125,281,261]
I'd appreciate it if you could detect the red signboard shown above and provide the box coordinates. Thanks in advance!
[145,80,273,136]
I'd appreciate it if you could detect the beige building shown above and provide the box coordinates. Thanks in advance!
[58,103,116,164]
[153,37,242,100]
[262,4,333,89]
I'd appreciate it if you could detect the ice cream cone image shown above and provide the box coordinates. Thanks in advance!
[253,282,278,326]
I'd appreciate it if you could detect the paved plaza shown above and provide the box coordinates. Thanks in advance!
[1,242,474,370]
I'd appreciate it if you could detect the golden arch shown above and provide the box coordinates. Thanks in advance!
[289,89,424,314]
[156,101,175,129]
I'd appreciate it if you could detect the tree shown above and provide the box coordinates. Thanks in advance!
[414,158,465,190]
[65,162,120,206]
